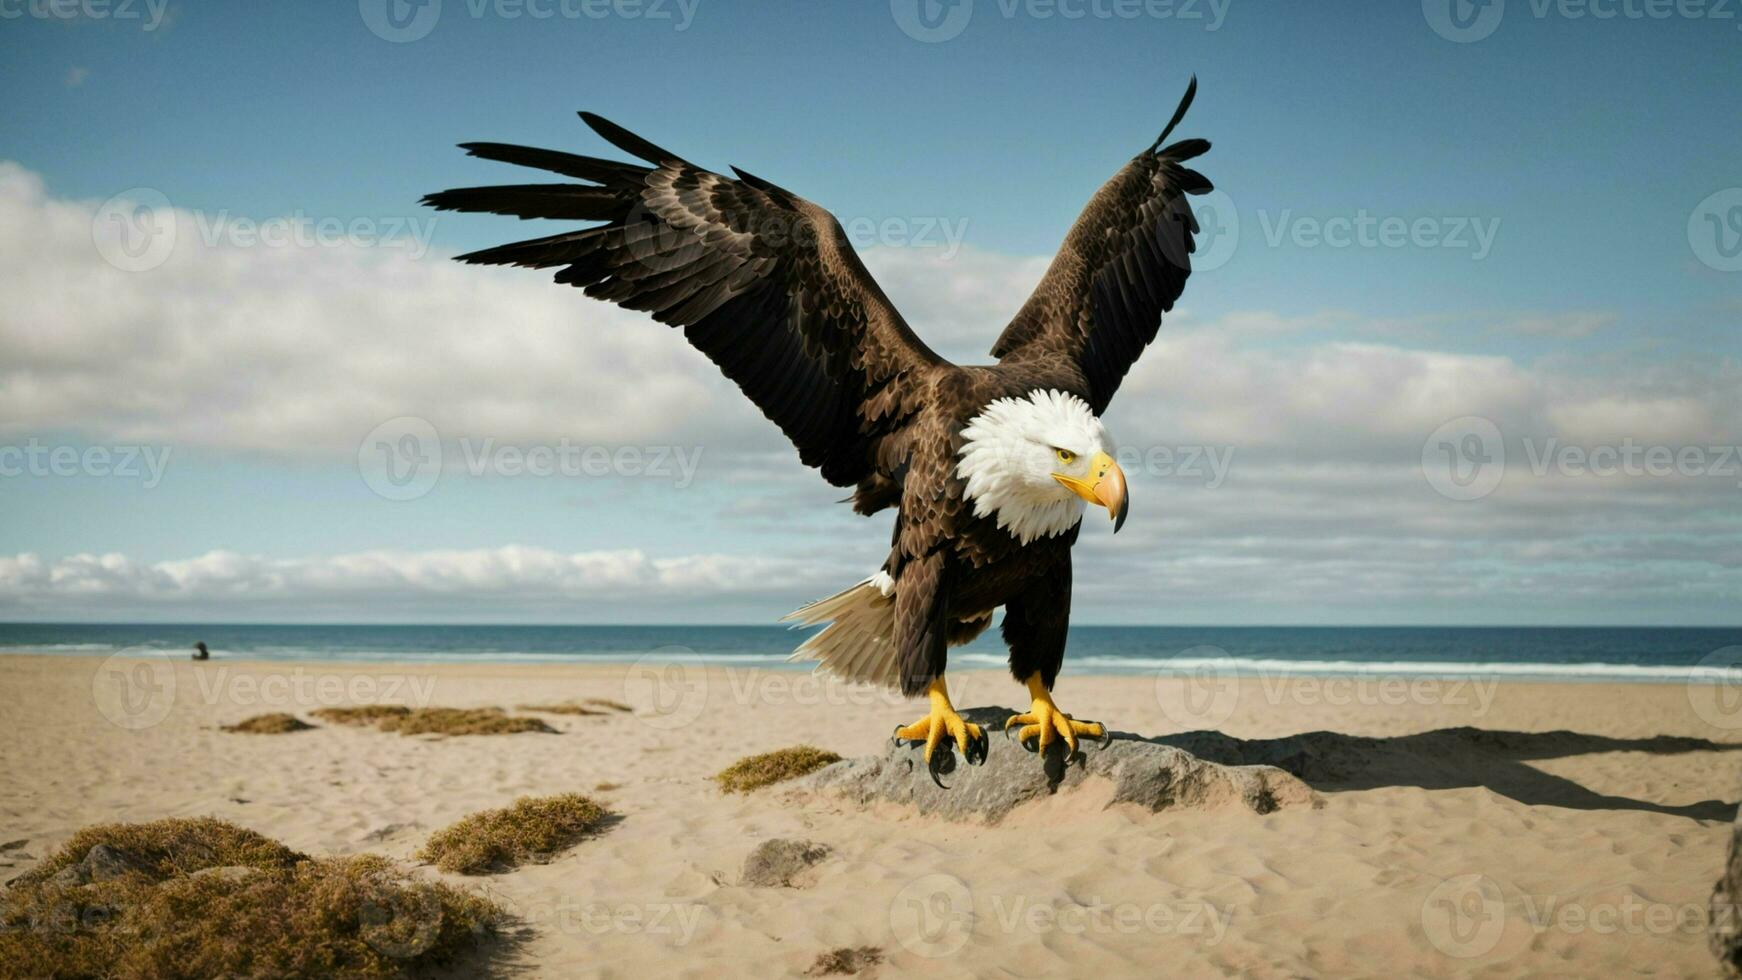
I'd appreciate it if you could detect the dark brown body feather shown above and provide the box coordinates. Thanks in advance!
[423,82,1211,697]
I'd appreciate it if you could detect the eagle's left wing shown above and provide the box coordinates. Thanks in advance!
[988,78,1213,414]
[423,113,945,489]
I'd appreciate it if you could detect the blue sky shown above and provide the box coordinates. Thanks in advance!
[0,0,1738,624]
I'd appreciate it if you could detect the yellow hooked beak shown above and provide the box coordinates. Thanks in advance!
[1052,451,1129,532]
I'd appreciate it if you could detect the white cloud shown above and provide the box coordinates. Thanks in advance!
[0,547,842,620]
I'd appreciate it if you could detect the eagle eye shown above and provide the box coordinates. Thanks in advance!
[1054,448,1075,464]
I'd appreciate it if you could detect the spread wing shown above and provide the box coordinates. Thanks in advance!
[989,78,1213,414]
[423,114,945,487]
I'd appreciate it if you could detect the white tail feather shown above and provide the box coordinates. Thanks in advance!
[782,576,901,691]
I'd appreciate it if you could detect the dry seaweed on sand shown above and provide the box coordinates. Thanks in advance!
[220,713,315,734]
[309,705,412,727]
[416,794,609,875]
[582,698,632,712]
[808,946,884,976]
[714,746,842,793]
[378,707,556,737]
[0,818,502,980]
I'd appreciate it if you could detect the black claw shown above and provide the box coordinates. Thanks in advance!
[928,749,952,789]
[1018,731,1040,754]
[964,730,989,766]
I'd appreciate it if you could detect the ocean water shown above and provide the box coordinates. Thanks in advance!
[1,623,1739,682]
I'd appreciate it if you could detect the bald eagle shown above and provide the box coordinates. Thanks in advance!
[425,79,1212,781]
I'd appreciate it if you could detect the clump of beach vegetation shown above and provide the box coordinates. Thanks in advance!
[714,746,842,794]
[221,713,315,734]
[416,794,609,875]
[379,708,555,737]
[808,946,884,975]
[0,817,502,979]
[310,705,412,726]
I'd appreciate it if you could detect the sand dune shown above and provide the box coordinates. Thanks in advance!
[1,653,1736,977]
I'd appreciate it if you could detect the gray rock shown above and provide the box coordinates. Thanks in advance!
[82,843,152,882]
[45,843,154,887]
[798,706,1319,823]
[741,838,831,888]
[1714,805,1742,976]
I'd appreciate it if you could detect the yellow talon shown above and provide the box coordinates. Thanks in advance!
[1005,673,1107,754]
[894,676,988,770]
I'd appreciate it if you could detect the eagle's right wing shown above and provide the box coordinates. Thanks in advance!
[424,113,946,488]
[989,78,1213,414]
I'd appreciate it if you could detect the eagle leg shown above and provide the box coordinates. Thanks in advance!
[892,675,988,786]
[1004,673,1110,756]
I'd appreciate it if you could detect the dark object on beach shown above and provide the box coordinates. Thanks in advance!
[0,817,502,978]
[808,946,883,976]
[191,642,210,661]
[740,838,830,888]
[1713,802,1742,975]
[220,713,315,735]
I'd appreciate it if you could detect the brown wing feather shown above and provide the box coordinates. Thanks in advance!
[424,114,945,487]
[990,78,1213,414]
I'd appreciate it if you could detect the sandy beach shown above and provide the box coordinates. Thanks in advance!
[2,652,1737,977]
